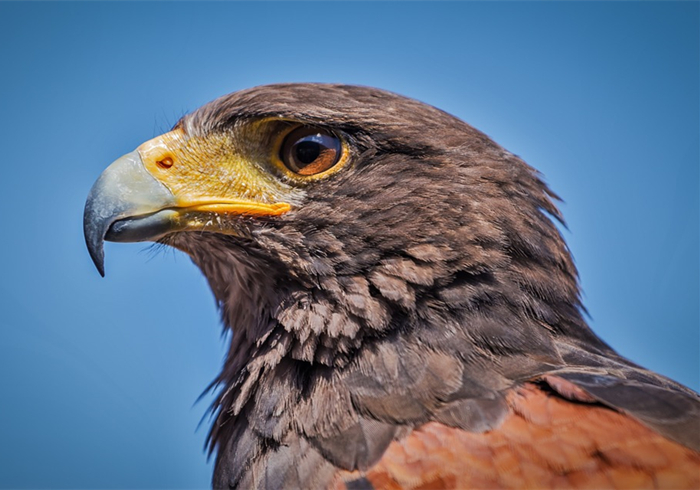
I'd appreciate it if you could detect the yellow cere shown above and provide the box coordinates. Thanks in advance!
[136,126,299,216]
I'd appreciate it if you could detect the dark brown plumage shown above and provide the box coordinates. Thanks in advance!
[84,84,700,489]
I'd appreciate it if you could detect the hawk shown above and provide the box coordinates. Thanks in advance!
[84,84,699,489]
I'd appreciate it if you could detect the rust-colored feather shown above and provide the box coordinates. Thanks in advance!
[334,382,700,490]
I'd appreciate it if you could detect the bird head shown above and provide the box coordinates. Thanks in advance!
[84,85,700,488]
[84,84,589,367]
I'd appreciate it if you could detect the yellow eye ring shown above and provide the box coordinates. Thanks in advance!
[271,124,350,181]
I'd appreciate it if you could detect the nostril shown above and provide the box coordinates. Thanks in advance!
[156,156,174,169]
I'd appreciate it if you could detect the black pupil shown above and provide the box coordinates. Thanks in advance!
[295,139,321,165]
[282,129,341,174]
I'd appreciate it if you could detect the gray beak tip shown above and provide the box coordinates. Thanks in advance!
[83,200,107,277]
[93,254,106,277]
[89,244,106,277]
[83,150,177,277]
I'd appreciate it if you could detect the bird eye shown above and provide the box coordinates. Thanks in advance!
[280,126,342,176]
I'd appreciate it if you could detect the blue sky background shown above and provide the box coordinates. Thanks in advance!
[0,2,697,488]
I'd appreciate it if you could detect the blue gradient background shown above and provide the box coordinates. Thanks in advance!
[0,2,697,488]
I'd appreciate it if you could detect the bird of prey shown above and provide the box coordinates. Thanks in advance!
[84,84,699,489]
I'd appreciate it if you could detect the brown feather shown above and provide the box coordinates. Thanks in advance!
[334,382,700,490]
[149,84,700,488]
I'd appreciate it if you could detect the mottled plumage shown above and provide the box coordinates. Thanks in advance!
[84,84,700,489]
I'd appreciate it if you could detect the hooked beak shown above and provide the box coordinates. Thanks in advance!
[83,129,291,276]
[83,150,177,277]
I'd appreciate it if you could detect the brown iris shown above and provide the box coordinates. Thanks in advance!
[280,126,342,176]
